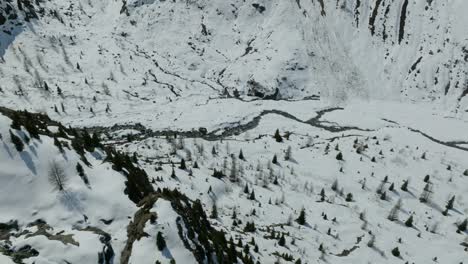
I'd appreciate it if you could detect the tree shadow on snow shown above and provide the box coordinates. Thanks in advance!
[162,247,174,260]
[20,151,37,175]
[2,142,14,159]
[59,191,84,214]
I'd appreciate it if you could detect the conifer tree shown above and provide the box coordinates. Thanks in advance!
[278,234,286,246]
[274,129,283,143]
[320,188,326,202]
[210,203,218,219]
[446,195,455,210]
[336,152,343,160]
[296,208,306,225]
[239,149,245,160]
[249,190,256,200]
[156,232,166,251]
[179,158,186,170]
[405,215,413,227]
[272,154,278,164]
[401,179,409,192]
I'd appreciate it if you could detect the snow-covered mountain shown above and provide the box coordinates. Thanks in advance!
[0,0,467,263]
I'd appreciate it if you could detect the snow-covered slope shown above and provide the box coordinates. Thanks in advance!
[1,0,468,263]
[0,0,467,116]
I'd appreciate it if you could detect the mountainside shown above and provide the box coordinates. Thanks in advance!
[0,0,467,111]
[0,0,467,263]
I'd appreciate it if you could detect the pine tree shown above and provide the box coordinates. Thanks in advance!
[446,195,455,210]
[457,218,467,232]
[401,179,409,192]
[10,130,24,152]
[346,193,353,202]
[331,179,338,191]
[274,129,283,143]
[272,154,278,164]
[424,174,430,183]
[320,188,326,202]
[54,137,64,153]
[171,168,176,178]
[210,203,218,219]
[405,215,413,227]
[211,146,217,156]
[193,161,199,169]
[249,190,255,200]
[296,208,306,225]
[285,146,292,161]
[388,204,399,221]
[391,247,400,257]
[336,152,343,160]
[278,234,286,246]
[76,162,89,185]
[179,158,186,170]
[239,149,245,160]
[380,191,387,201]
[156,232,166,251]
[243,184,249,194]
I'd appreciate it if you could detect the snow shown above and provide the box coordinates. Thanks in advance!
[129,199,196,264]
[0,0,467,263]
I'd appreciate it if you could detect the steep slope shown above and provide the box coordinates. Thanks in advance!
[0,0,466,118]
[0,109,249,264]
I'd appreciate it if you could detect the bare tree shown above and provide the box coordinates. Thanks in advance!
[48,161,68,191]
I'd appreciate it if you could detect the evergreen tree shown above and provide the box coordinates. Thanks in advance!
[446,195,455,210]
[210,204,218,219]
[380,191,387,201]
[76,162,90,185]
[156,232,166,251]
[401,179,409,192]
[249,190,256,200]
[272,154,278,164]
[336,152,343,160]
[388,204,399,221]
[239,149,245,160]
[10,130,24,152]
[179,158,186,170]
[285,146,292,161]
[424,175,430,183]
[278,234,286,246]
[171,168,176,178]
[54,137,64,153]
[405,215,413,227]
[296,208,306,225]
[331,179,338,191]
[346,193,353,202]
[458,218,467,232]
[320,188,326,202]
[211,146,217,156]
[243,184,249,194]
[274,129,283,143]
[391,247,400,257]
[193,161,199,169]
